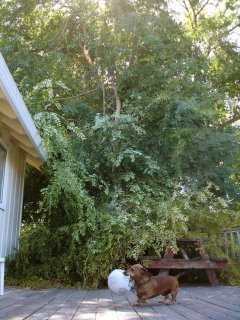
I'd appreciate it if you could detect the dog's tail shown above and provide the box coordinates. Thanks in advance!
[175,271,188,279]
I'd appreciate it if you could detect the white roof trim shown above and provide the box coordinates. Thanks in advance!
[0,53,47,165]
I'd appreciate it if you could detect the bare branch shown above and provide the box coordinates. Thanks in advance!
[182,0,192,16]
[196,0,210,16]
[112,84,122,116]
[180,1,193,30]
[226,24,240,35]
[82,39,120,115]
[175,0,188,10]
[219,115,240,128]
[83,45,94,66]
[188,0,198,27]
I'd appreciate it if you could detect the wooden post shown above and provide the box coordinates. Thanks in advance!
[206,269,219,286]
[165,247,174,260]
[0,258,4,295]
[197,241,219,286]
[160,247,174,275]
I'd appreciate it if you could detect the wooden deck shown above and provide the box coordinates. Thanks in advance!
[0,286,239,320]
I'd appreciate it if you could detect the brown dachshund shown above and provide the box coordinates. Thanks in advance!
[124,264,185,306]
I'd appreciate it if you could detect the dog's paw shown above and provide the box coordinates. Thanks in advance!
[132,303,141,307]
[159,297,169,304]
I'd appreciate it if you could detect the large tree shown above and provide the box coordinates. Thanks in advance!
[1,0,239,286]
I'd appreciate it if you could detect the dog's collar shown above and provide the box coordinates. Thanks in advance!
[134,277,151,287]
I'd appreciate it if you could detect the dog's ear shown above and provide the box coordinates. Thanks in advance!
[140,266,151,276]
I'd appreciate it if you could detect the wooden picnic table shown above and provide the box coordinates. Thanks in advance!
[138,239,228,286]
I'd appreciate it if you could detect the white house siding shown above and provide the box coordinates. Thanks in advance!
[0,53,46,266]
[0,144,26,258]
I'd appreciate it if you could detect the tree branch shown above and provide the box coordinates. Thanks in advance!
[112,83,122,116]
[188,0,198,27]
[196,0,210,16]
[83,45,94,66]
[182,0,195,30]
[219,115,240,128]
[81,25,121,115]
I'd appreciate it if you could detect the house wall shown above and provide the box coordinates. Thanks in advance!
[0,134,26,258]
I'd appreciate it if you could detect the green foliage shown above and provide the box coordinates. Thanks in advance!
[2,0,240,286]
[219,260,240,286]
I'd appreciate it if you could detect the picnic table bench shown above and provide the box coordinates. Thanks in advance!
[138,239,228,286]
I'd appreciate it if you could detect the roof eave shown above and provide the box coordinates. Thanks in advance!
[0,53,47,167]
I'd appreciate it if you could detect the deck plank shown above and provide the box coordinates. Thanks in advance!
[0,288,63,320]
[0,286,239,320]
[112,291,142,320]
[181,287,240,312]
[95,289,119,320]
[168,303,210,320]
[127,293,166,320]
[27,289,87,320]
[150,303,189,320]
[72,289,99,320]
[179,296,240,320]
